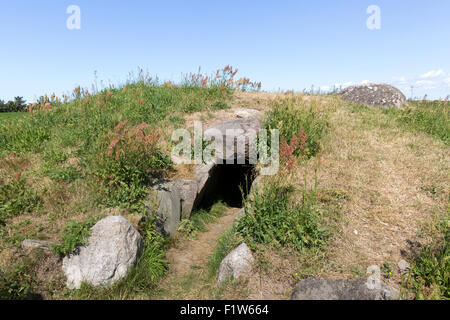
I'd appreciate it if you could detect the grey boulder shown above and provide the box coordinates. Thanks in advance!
[146,181,181,237]
[204,118,261,164]
[340,83,407,108]
[398,260,410,274]
[62,216,143,289]
[291,278,398,300]
[21,239,55,251]
[234,108,262,119]
[217,243,254,286]
[174,179,198,220]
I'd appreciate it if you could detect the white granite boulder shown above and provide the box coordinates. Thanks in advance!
[62,216,143,289]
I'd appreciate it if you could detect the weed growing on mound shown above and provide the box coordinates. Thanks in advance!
[92,120,171,209]
[0,67,245,214]
[0,177,42,219]
[264,97,328,159]
[403,219,449,300]
[179,201,229,239]
[52,216,101,256]
[236,178,329,252]
[383,100,449,145]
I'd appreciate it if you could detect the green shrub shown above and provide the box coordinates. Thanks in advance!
[236,179,329,251]
[92,122,171,208]
[52,217,99,256]
[0,178,42,218]
[384,100,449,145]
[42,149,69,164]
[381,262,393,279]
[178,219,198,240]
[0,263,34,300]
[0,124,51,154]
[211,101,230,110]
[189,201,228,233]
[50,166,82,182]
[264,97,328,159]
[406,219,449,300]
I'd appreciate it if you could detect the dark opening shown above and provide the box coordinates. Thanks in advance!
[196,164,256,209]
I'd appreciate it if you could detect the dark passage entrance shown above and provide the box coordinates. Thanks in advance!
[197,164,256,209]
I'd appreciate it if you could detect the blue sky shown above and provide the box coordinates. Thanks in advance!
[0,0,449,102]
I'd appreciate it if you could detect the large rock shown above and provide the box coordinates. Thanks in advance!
[234,108,262,119]
[146,181,181,237]
[62,216,143,289]
[340,83,407,108]
[204,118,261,164]
[234,208,246,223]
[174,179,198,219]
[291,278,398,300]
[398,260,410,274]
[195,163,215,194]
[21,239,55,251]
[217,243,254,286]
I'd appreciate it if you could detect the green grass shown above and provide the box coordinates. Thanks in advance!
[178,201,229,239]
[264,96,329,159]
[403,219,449,300]
[0,112,29,122]
[236,178,329,252]
[52,216,101,256]
[1,260,37,300]
[0,178,43,219]
[207,227,242,278]
[383,100,449,145]
[0,66,258,300]
[0,76,234,216]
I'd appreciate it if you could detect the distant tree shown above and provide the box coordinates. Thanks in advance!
[0,100,5,112]
[6,101,15,112]
[36,96,44,104]
[13,96,26,112]
[0,97,27,112]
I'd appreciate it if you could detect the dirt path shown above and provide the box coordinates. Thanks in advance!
[152,207,239,299]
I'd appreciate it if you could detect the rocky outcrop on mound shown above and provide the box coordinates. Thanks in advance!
[291,278,398,300]
[217,243,254,286]
[340,83,407,108]
[62,216,143,289]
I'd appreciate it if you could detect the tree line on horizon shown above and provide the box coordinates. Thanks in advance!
[0,97,27,113]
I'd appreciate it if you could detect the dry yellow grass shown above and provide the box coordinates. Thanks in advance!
[315,105,449,286]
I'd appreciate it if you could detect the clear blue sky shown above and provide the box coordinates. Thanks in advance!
[1,0,449,102]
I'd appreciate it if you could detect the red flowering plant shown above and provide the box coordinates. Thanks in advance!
[280,128,308,174]
[184,65,261,92]
[93,117,171,207]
